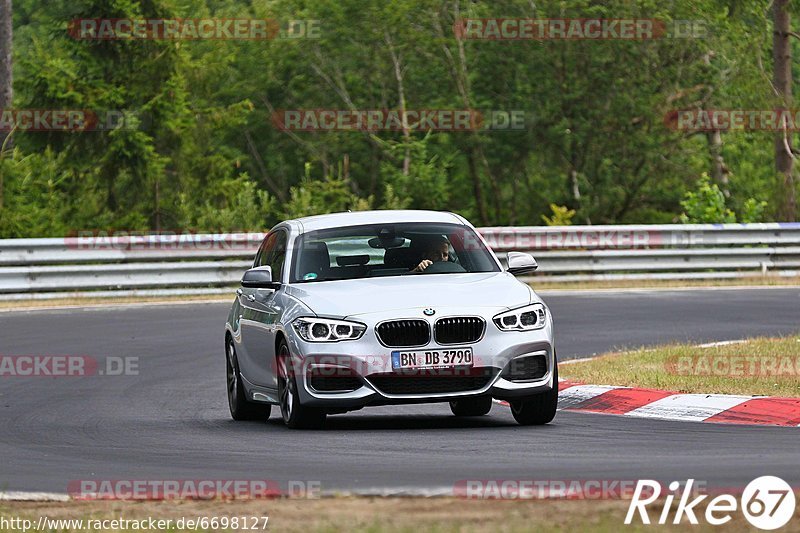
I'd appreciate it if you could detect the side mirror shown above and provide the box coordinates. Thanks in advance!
[241,266,280,289]
[506,251,538,275]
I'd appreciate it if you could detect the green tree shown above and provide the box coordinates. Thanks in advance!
[679,173,766,223]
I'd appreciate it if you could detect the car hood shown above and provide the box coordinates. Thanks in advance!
[285,272,535,318]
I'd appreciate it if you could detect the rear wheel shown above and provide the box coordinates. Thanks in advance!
[509,358,558,426]
[449,396,492,416]
[277,340,326,429]
[226,338,271,421]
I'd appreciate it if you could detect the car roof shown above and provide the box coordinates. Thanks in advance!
[287,210,466,233]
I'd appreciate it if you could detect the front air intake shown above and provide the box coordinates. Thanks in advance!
[306,366,362,393]
[434,316,485,344]
[502,354,548,382]
[367,368,496,395]
[375,319,430,347]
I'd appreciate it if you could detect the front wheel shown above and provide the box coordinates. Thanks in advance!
[509,358,559,426]
[277,340,326,429]
[449,396,492,416]
[226,338,271,421]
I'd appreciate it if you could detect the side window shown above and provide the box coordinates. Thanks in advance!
[270,231,288,281]
[254,233,277,268]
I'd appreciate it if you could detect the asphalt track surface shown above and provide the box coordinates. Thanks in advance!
[1,288,799,494]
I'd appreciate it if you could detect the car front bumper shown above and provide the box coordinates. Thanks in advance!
[287,312,556,410]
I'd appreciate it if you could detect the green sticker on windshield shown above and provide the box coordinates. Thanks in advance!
[303,272,318,280]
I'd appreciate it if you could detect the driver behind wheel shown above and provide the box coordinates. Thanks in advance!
[412,236,450,272]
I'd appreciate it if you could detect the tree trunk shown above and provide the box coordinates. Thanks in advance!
[434,2,490,224]
[466,150,489,225]
[773,0,796,221]
[707,130,730,197]
[0,0,10,110]
[385,31,411,176]
[0,0,11,131]
[0,0,11,210]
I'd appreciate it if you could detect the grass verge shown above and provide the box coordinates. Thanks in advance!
[531,274,800,291]
[560,335,800,397]
[0,497,782,532]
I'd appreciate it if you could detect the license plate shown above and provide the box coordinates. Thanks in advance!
[391,348,473,370]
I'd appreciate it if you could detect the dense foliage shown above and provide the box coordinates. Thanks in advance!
[0,0,797,236]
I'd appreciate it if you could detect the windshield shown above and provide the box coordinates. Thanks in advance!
[290,222,500,283]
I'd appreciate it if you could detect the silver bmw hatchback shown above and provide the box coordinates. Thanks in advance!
[224,210,557,428]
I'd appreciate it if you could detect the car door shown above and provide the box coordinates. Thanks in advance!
[238,230,287,388]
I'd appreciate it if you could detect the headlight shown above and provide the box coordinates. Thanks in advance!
[493,303,547,331]
[292,317,366,342]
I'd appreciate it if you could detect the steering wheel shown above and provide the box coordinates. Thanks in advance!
[419,260,466,274]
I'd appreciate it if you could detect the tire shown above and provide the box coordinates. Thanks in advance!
[277,340,326,429]
[509,357,559,426]
[226,338,271,421]
[449,396,492,416]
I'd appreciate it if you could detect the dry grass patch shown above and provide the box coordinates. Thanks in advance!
[561,335,800,397]
[0,497,780,532]
[531,274,800,292]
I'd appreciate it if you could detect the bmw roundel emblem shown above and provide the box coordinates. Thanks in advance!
[423,308,435,316]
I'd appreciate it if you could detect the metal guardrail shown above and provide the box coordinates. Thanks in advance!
[1,223,799,298]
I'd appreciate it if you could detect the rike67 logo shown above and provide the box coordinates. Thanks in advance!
[625,477,796,530]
